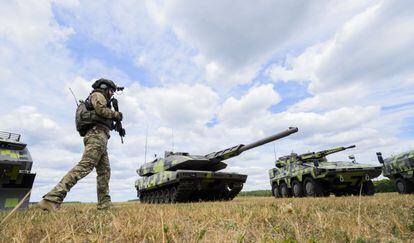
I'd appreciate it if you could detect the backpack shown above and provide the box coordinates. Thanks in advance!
[75,100,95,137]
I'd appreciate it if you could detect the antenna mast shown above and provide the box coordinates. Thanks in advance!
[171,128,174,152]
[273,143,277,161]
[144,127,148,163]
[69,88,79,106]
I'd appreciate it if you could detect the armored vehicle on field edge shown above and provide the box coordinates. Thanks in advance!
[135,127,298,203]
[377,150,414,194]
[269,145,382,198]
[0,132,36,210]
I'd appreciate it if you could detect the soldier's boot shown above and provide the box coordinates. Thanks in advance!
[37,199,60,212]
[97,201,117,210]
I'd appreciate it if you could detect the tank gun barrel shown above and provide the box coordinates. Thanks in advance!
[205,127,298,162]
[239,127,298,153]
[297,144,356,161]
[318,145,356,157]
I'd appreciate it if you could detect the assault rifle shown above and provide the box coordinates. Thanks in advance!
[111,98,126,143]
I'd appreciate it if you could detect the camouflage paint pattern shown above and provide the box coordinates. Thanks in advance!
[269,145,382,193]
[43,128,111,208]
[135,128,298,202]
[269,160,382,189]
[0,132,36,210]
[381,150,414,180]
[136,170,247,191]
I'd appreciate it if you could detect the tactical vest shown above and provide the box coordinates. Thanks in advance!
[75,91,113,137]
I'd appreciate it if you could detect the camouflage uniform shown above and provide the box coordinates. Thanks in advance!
[43,92,117,209]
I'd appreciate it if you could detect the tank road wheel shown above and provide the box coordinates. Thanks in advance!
[155,190,162,204]
[151,191,157,204]
[162,189,171,203]
[149,191,155,204]
[361,180,375,196]
[279,183,292,198]
[272,184,280,198]
[292,180,304,198]
[304,177,323,197]
[395,178,413,194]
[170,187,178,203]
[139,192,146,203]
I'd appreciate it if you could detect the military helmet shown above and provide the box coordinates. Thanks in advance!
[92,78,117,91]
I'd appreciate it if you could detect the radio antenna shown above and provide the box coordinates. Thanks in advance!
[171,128,174,152]
[273,143,277,162]
[144,127,148,163]
[69,88,79,106]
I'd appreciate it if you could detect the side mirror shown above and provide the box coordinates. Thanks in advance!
[376,152,384,164]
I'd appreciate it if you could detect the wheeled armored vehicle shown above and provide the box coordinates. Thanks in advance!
[135,127,298,203]
[269,145,382,197]
[0,132,36,210]
[377,150,414,194]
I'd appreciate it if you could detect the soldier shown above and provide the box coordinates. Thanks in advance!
[38,78,123,212]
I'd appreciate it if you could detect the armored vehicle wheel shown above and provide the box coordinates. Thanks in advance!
[304,177,323,197]
[150,191,156,204]
[139,192,146,203]
[395,178,413,194]
[292,180,304,197]
[156,191,163,203]
[361,180,375,196]
[279,183,292,198]
[272,184,280,198]
[170,187,178,203]
[162,189,171,203]
[146,192,151,203]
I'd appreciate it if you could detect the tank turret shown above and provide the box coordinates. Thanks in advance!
[135,127,298,203]
[138,127,298,176]
[0,131,36,210]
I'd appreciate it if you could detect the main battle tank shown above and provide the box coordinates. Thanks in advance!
[377,150,414,194]
[135,127,298,203]
[269,145,382,197]
[0,131,36,210]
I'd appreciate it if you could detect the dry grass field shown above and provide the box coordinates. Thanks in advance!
[1,193,413,242]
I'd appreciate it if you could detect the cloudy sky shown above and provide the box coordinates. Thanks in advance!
[1,0,413,202]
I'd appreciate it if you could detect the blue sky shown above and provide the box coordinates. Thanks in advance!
[0,0,413,202]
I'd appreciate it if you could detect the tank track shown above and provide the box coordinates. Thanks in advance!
[139,181,244,204]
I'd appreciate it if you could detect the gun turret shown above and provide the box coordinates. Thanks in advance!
[138,127,298,176]
[300,145,356,161]
[276,145,356,166]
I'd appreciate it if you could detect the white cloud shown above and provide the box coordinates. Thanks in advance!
[218,84,280,125]
[267,0,414,111]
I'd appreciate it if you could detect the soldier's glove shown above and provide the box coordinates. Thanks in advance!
[114,111,123,122]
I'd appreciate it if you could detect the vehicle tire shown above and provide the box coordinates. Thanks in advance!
[362,180,375,196]
[292,180,304,197]
[272,184,280,198]
[279,183,292,198]
[304,177,323,197]
[395,178,413,194]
